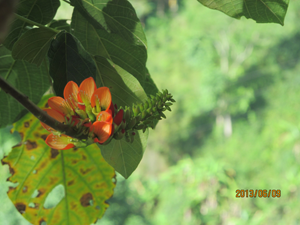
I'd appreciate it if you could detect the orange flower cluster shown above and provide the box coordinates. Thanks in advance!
[41,77,123,150]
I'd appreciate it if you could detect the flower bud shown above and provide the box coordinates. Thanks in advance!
[127,118,136,130]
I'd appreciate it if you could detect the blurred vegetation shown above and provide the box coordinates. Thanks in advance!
[2,0,300,224]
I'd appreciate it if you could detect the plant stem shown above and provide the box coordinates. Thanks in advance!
[0,76,88,140]
[14,13,59,33]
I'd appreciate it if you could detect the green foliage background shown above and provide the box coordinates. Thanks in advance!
[1,0,300,224]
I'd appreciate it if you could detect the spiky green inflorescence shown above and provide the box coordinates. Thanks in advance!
[113,89,175,143]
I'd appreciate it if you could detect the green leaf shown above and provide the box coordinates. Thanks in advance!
[0,46,50,128]
[94,56,148,107]
[144,68,159,97]
[4,0,60,50]
[12,28,57,66]
[49,20,71,32]
[197,0,289,25]
[70,0,147,47]
[98,129,148,179]
[47,31,97,97]
[71,9,147,86]
[1,96,116,225]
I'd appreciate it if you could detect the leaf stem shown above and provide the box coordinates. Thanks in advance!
[0,76,88,140]
[14,13,59,33]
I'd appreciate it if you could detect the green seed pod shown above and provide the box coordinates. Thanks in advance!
[141,111,147,119]
[114,129,125,140]
[139,104,144,112]
[130,133,134,143]
[135,114,142,123]
[126,118,136,130]
[144,100,149,109]
[135,124,144,130]
[147,100,152,109]
[166,106,171,111]
[170,98,176,102]
[160,112,166,119]
[165,102,173,107]
[132,104,140,116]
[125,109,131,121]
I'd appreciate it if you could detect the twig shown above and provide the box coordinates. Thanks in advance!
[0,76,88,140]
[14,13,59,33]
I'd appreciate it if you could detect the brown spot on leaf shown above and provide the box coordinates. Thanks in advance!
[26,140,37,150]
[67,180,74,186]
[82,154,87,160]
[22,186,27,193]
[12,142,22,148]
[80,168,92,175]
[24,121,30,128]
[15,203,26,214]
[2,161,15,176]
[49,177,58,185]
[39,219,46,225]
[8,186,16,194]
[73,148,78,152]
[80,193,93,207]
[41,134,48,140]
[71,202,76,210]
[50,148,59,158]
[37,189,45,198]
[34,133,39,138]
[19,132,24,140]
[71,159,78,164]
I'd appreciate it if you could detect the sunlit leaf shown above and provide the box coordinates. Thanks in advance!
[144,68,159,98]
[12,28,57,66]
[0,46,50,128]
[98,129,148,179]
[70,0,147,47]
[71,9,147,86]
[197,0,289,25]
[49,20,71,32]
[1,96,116,225]
[47,31,97,97]
[94,56,148,108]
[4,0,60,50]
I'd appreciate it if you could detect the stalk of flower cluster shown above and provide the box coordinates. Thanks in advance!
[0,76,88,140]
[112,89,175,143]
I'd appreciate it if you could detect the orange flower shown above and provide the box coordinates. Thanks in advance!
[41,77,118,150]
[90,121,112,144]
[91,87,112,114]
[41,109,78,150]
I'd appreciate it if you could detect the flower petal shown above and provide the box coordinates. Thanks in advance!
[78,77,97,103]
[64,81,79,109]
[40,109,66,132]
[45,133,75,150]
[113,109,124,126]
[48,96,73,115]
[91,87,112,111]
[91,121,112,143]
[96,111,113,124]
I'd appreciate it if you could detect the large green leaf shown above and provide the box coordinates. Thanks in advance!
[0,46,50,128]
[47,31,97,97]
[94,56,148,108]
[144,68,159,98]
[70,0,147,47]
[98,129,148,179]
[4,0,60,50]
[197,0,289,25]
[71,9,147,86]
[1,96,116,225]
[12,28,57,66]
